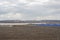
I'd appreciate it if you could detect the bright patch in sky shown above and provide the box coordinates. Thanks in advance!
[0,13,23,20]
[35,0,49,3]
[18,0,49,5]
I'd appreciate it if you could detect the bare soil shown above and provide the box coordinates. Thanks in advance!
[0,25,60,40]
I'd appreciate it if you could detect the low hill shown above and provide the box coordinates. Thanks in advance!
[0,20,60,24]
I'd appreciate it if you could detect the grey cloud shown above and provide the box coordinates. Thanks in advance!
[54,0,60,1]
[0,0,60,20]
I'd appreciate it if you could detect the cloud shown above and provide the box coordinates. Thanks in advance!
[0,0,60,20]
[0,13,23,20]
[34,15,60,20]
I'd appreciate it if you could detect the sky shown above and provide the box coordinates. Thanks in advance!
[0,0,60,20]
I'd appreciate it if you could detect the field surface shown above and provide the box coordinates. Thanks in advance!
[0,25,60,40]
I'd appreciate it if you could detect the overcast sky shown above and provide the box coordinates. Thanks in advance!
[0,0,60,20]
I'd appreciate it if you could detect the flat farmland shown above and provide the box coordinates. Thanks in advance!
[0,25,60,40]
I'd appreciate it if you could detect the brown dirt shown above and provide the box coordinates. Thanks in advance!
[0,25,60,40]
